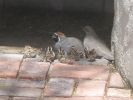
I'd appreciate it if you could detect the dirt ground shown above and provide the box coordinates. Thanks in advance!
[0,7,114,54]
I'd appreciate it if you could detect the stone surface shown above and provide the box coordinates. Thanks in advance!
[23,58,43,62]
[75,80,106,96]
[112,0,133,87]
[0,46,24,54]
[0,54,23,78]
[93,58,109,66]
[75,58,109,66]
[109,72,125,88]
[107,88,131,97]
[44,97,103,100]
[0,78,45,88]
[44,78,75,96]
[50,63,109,80]
[19,61,50,80]
[0,87,42,97]
[105,97,133,100]
[13,97,38,100]
[0,96,9,100]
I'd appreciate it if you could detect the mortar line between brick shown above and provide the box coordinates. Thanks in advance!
[72,80,79,96]
[16,55,24,79]
[39,62,52,100]
[45,62,53,80]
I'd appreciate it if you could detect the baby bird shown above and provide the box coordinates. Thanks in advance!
[45,46,55,62]
[52,32,85,60]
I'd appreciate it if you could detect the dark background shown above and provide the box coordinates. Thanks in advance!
[0,0,114,50]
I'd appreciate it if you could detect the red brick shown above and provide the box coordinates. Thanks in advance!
[0,78,45,88]
[13,97,38,100]
[75,80,106,96]
[19,62,50,80]
[0,96,9,100]
[44,78,75,96]
[0,87,42,97]
[49,63,109,80]
[107,88,131,97]
[0,54,23,78]
[109,72,125,88]
[105,97,133,100]
[44,97,103,100]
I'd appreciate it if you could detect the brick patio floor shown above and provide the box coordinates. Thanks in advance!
[0,54,132,100]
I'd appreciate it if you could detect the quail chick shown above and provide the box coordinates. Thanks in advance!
[68,46,85,61]
[52,32,85,60]
[56,47,65,60]
[84,48,99,62]
[45,46,55,62]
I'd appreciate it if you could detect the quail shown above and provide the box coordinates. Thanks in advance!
[83,26,114,61]
[52,32,85,60]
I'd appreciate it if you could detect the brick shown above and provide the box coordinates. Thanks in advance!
[105,97,133,100]
[0,78,45,88]
[13,97,38,100]
[107,88,131,97]
[19,62,50,80]
[50,63,109,80]
[0,96,9,100]
[44,78,75,96]
[44,97,103,100]
[75,80,106,96]
[0,87,42,97]
[0,54,23,78]
[109,72,125,88]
